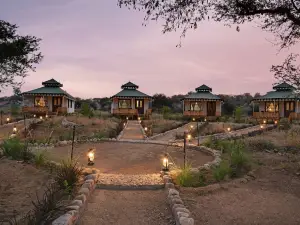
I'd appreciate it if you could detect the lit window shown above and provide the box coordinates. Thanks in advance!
[119,100,131,109]
[191,102,203,111]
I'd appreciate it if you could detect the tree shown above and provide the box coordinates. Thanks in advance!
[0,20,43,91]
[271,53,300,92]
[118,0,300,48]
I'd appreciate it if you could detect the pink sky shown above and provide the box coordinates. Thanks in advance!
[1,0,299,98]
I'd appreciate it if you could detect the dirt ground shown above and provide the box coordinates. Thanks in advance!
[81,190,174,225]
[0,158,52,220]
[47,142,213,174]
[179,151,300,225]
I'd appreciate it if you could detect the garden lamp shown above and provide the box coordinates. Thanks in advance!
[192,118,195,121]
[187,134,192,140]
[6,117,10,123]
[260,124,264,129]
[12,125,17,134]
[40,116,43,120]
[274,120,278,125]
[87,148,95,165]
[46,114,48,119]
[123,122,126,127]
[190,125,194,129]
[227,127,231,132]
[126,117,129,120]
[162,154,169,171]
[33,114,36,118]
[263,119,266,124]
[144,127,148,131]
[204,118,207,122]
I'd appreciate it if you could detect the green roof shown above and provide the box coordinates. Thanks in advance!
[273,82,295,91]
[183,84,221,101]
[22,79,74,100]
[253,91,298,101]
[184,92,222,101]
[253,82,299,101]
[195,84,212,92]
[111,89,151,99]
[121,81,139,90]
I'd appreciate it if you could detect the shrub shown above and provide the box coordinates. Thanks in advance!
[55,160,83,193]
[246,139,276,151]
[1,138,24,159]
[230,142,250,177]
[213,161,231,181]
[175,164,194,187]
[34,150,47,167]
[234,106,243,123]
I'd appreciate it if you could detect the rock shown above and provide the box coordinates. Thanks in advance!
[169,196,184,205]
[168,188,179,196]
[85,174,97,181]
[177,212,190,219]
[175,207,190,215]
[82,182,92,190]
[52,214,73,225]
[75,194,87,204]
[66,205,80,211]
[78,187,90,197]
[60,140,68,146]
[247,171,256,179]
[179,217,194,225]
[70,200,83,207]
[165,182,175,189]
[172,204,185,214]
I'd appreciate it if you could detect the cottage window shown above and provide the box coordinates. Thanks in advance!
[190,102,203,111]
[34,96,47,107]
[266,102,279,112]
[118,99,131,108]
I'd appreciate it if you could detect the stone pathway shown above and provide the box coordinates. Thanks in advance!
[119,120,145,140]
[80,190,174,225]
[190,124,274,145]
[150,122,196,142]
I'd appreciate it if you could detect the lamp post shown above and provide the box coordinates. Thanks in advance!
[0,111,3,125]
[197,119,200,146]
[183,131,187,169]
[71,125,76,161]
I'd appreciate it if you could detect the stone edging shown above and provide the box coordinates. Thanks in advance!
[52,173,98,225]
[147,122,190,140]
[96,183,164,190]
[162,173,195,225]
[116,121,128,140]
[139,122,148,139]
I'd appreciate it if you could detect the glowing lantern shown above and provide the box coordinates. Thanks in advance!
[162,154,169,171]
[87,148,95,165]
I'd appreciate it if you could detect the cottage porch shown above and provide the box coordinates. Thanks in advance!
[183,100,222,117]
[22,106,67,115]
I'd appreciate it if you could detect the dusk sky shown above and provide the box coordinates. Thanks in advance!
[1,0,299,98]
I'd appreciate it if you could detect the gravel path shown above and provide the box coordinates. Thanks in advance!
[120,120,145,140]
[97,173,163,186]
[151,122,196,142]
[80,190,174,225]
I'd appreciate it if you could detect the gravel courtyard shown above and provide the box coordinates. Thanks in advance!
[47,142,213,174]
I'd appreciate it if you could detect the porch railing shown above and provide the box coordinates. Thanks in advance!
[112,108,138,115]
[22,106,49,114]
[183,111,221,117]
[253,112,280,119]
[289,112,300,120]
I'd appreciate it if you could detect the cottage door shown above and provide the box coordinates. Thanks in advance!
[135,99,144,115]
[207,102,216,116]
[52,97,62,112]
[284,101,295,118]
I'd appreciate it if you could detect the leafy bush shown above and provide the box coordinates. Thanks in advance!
[55,160,83,193]
[80,102,92,117]
[213,161,231,181]
[234,106,243,122]
[279,118,291,130]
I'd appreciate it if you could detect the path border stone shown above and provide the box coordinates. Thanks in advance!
[51,172,98,225]
[116,120,128,140]
[162,172,195,225]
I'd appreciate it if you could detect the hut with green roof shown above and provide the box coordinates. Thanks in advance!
[22,79,75,115]
[252,82,300,120]
[182,84,222,119]
[110,82,152,118]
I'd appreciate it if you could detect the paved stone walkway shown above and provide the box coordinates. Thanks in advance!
[119,120,145,140]
[150,122,196,142]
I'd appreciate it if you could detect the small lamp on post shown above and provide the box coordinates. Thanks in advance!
[162,153,169,172]
[263,119,267,124]
[227,127,231,132]
[274,120,278,125]
[183,132,191,169]
[45,114,49,119]
[87,148,95,166]
[33,114,36,118]
[260,124,264,129]
[144,127,148,132]
[6,117,10,124]
[192,118,195,122]
[39,116,43,120]
[204,117,207,122]
[126,116,129,120]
